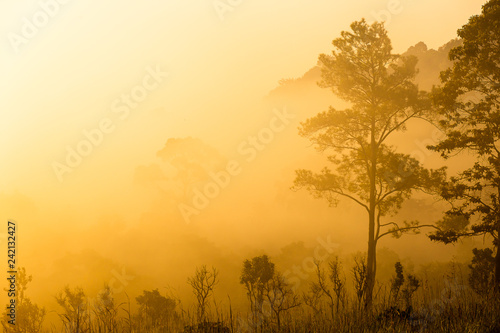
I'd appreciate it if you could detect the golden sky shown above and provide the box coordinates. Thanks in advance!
[0,1,490,322]
[0,0,483,198]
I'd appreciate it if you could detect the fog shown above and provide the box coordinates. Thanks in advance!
[0,1,492,331]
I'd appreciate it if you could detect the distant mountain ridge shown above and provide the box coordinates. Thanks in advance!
[267,39,462,100]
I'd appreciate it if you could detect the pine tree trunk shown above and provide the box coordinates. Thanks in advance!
[495,213,500,291]
[365,229,376,309]
[495,246,500,291]
[365,116,377,310]
[495,186,500,292]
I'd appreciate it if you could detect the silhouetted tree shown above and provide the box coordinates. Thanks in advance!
[302,283,324,316]
[92,285,122,332]
[329,257,346,314]
[352,254,367,309]
[55,286,88,333]
[469,248,495,295]
[310,258,346,322]
[187,265,219,322]
[264,272,301,330]
[428,0,500,290]
[1,267,45,333]
[240,255,275,319]
[294,19,444,308]
[135,289,177,331]
[390,262,405,303]
[389,262,420,309]
[401,274,420,309]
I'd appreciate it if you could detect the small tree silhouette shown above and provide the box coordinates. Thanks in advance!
[352,254,367,309]
[92,285,123,332]
[401,274,420,309]
[310,257,347,322]
[264,272,301,330]
[135,289,177,331]
[240,255,275,317]
[468,248,495,296]
[1,267,45,333]
[55,286,88,333]
[187,265,218,322]
[389,262,420,309]
[390,262,405,304]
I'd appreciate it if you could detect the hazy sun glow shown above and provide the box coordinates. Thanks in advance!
[0,0,492,331]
